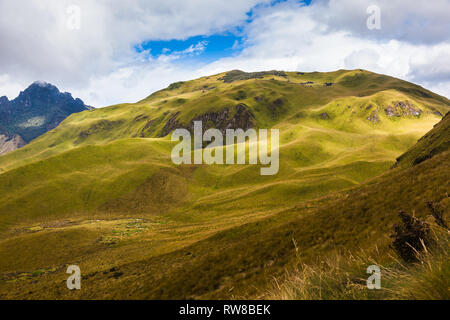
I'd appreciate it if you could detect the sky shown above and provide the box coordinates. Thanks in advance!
[0,0,449,107]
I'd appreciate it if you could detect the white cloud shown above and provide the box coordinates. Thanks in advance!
[312,0,450,45]
[72,54,206,107]
[200,1,450,98]
[1,0,449,107]
[0,74,25,99]
[0,0,266,105]
[344,49,380,70]
[408,49,450,83]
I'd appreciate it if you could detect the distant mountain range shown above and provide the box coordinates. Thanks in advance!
[0,81,92,155]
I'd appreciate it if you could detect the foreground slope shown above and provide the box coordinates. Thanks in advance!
[394,111,450,168]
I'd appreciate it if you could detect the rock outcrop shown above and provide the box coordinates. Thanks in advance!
[218,70,287,83]
[319,112,331,120]
[384,101,422,117]
[0,134,26,155]
[367,110,380,123]
[161,103,256,137]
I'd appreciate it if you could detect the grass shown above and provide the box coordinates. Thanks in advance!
[267,225,449,300]
[0,69,448,299]
[395,111,450,168]
[0,150,447,299]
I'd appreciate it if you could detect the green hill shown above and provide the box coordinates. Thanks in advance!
[0,69,448,299]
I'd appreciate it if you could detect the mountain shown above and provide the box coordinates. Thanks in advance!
[0,81,92,155]
[0,69,448,299]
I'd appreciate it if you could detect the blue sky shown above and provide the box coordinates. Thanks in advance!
[136,0,313,66]
[137,34,244,64]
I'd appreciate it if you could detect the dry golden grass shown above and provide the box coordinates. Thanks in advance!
[267,225,449,300]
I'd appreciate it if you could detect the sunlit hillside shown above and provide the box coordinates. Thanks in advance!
[0,69,448,299]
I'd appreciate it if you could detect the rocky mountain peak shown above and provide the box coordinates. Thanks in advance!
[0,81,92,155]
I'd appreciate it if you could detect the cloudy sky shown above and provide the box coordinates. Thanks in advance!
[0,0,449,107]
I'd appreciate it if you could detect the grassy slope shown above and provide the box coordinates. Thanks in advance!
[0,69,448,299]
[268,114,450,300]
[1,149,448,299]
[394,111,450,168]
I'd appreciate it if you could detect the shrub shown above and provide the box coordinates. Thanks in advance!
[391,211,432,262]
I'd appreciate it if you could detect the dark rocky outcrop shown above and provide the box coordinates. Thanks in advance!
[139,120,155,137]
[136,112,169,138]
[411,145,446,166]
[77,119,123,142]
[167,82,185,90]
[160,103,256,137]
[319,112,330,120]
[234,90,247,101]
[161,112,182,137]
[269,98,285,111]
[218,70,287,83]
[393,111,450,168]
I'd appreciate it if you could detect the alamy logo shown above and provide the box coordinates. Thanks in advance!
[366,5,381,30]
[366,265,381,289]
[66,5,81,30]
[66,265,81,290]
[171,121,279,175]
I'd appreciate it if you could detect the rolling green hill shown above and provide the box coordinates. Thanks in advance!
[0,69,448,299]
